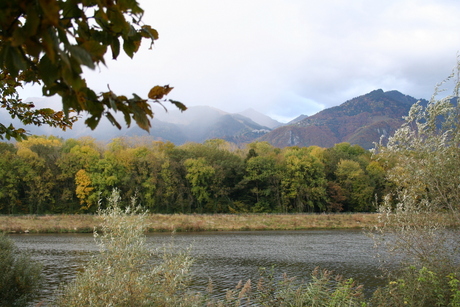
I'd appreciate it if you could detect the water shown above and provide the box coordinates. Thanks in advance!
[10,229,386,305]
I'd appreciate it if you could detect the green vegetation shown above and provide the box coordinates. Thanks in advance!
[0,233,42,307]
[0,0,184,141]
[0,138,387,214]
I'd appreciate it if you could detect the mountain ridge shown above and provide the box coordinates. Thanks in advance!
[1,89,425,148]
[258,89,425,149]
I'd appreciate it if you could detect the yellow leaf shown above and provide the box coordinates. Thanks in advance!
[148,85,173,100]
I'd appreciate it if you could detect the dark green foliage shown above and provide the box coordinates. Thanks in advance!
[0,136,387,214]
[0,1,182,141]
[0,233,43,307]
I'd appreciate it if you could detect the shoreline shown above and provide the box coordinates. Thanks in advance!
[0,213,379,234]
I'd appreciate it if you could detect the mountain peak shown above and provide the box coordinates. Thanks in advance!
[258,89,424,149]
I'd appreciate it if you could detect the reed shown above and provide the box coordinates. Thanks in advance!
[0,213,379,233]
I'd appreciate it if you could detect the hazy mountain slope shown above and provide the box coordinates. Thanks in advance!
[259,89,425,149]
[153,105,227,125]
[238,108,283,129]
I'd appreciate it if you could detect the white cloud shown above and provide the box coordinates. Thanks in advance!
[17,0,460,123]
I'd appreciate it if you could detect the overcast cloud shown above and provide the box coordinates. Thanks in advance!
[19,0,460,122]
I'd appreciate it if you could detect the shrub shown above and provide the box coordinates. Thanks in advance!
[53,189,202,307]
[0,233,43,307]
[370,266,460,307]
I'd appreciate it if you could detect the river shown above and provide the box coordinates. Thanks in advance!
[10,229,387,305]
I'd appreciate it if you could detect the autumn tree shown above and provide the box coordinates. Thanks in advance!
[243,155,282,212]
[0,0,185,141]
[281,147,327,212]
[372,59,460,295]
[184,157,215,213]
[0,143,21,213]
[335,159,374,212]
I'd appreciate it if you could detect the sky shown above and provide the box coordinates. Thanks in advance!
[19,0,460,123]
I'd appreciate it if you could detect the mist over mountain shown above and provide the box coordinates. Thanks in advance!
[237,108,283,129]
[1,89,426,149]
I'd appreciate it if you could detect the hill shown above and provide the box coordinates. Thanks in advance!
[258,89,426,149]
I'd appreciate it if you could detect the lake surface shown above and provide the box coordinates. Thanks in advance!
[10,229,387,305]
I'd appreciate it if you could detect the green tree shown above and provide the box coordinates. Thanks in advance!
[0,145,21,213]
[335,159,375,212]
[243,155,282,212]
[184,157,215,213]
[0,0,185,141]
[281,147,327,212]
[15,136,61,213]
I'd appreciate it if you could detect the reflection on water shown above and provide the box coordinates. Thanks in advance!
[10,229,385,305]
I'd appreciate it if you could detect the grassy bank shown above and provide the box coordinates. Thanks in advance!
[0,213,379,234]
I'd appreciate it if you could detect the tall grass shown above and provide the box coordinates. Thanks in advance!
[206,267,366,307]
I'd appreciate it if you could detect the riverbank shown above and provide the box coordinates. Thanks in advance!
[0,213,379,233]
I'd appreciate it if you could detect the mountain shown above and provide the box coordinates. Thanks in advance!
[2,90,425,148]
[2,103,273,144]
[258,89,425,149]
[149,106,272,143]
[237,108,283,129]
[287,114,308,125]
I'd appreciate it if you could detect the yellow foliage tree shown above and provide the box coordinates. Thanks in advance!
[75,169,94,211]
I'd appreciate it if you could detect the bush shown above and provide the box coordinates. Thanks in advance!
[0,232,43,307]
[370,266,460,307]
[53,189,202,307]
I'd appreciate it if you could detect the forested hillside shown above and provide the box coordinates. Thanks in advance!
[0,136,388,214]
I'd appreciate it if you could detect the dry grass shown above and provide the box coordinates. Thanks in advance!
[0,213,379,234]
[0,214,100,233]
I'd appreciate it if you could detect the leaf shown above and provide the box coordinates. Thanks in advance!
[148,85,174,100]
[105,112,122,129]
[123,37,138,58]
[111,37,121,59]
[38,54,59,85]
[38,0,60,26]
[82,40,107,63]
[68,45,95,69]
[141,25,159,40]
[169,99,187,112]
[85,116,101,130]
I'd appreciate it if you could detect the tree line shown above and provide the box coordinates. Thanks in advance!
[0,136,389,214]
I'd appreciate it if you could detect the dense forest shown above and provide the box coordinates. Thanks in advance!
[0,136,389,214]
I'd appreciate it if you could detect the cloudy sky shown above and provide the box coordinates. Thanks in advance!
[20,0,460,123]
